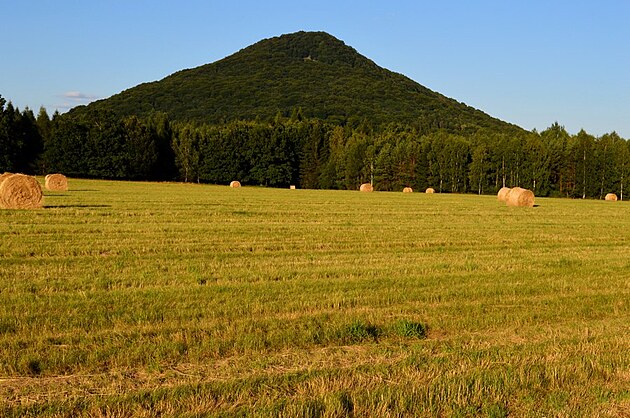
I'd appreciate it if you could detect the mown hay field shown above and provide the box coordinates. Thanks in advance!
[0,179,629,417]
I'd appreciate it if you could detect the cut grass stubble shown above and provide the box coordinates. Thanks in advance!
[0,179,629,416]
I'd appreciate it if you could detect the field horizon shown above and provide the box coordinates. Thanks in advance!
[1,178,628,416]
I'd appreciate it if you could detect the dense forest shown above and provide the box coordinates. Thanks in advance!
[2,94,629,200]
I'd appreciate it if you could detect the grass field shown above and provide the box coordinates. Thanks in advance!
[1,179,629,417]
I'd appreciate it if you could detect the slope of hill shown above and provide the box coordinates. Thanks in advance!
[74,31,520,133]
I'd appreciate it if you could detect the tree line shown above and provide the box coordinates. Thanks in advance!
[1,94,629,199]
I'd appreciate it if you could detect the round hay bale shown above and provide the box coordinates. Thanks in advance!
[44,173,68,191]
[0,174,43,209]
[0,172,13,187]
[497,187,511,202]
[402,187,413,193]
[290,185,296,190]
[425,188,435,194]
[359,183,373,192]
[229,181,241,188]
[505,187,535,207]
[605,193,618,201]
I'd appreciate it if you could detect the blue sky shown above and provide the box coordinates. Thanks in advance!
[1,1,629,137]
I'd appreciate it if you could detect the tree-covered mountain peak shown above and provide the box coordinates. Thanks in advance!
[173,31,380,80]
[74,31,520,133]
[233,31,378,68]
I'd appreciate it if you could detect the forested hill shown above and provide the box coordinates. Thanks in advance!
[72,31,521,133]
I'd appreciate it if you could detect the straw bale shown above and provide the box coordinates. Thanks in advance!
[505,187,535,207]
[360,183,373,192]
[290,185,296,190]
[497,187,511,202]
[425,188,435,194]
[402,187,413,193]
[0,172,13,187]
[0,174,43,209]
[45,173,68,191]
[229,181,241,188]
[605,193,618,201]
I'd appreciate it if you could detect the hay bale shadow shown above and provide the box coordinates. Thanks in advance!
[44,204,111,208]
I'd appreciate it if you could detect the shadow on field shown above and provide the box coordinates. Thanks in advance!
[44,204,111,208]
[182,203,222,207]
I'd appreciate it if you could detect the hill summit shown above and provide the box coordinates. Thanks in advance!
[77,31,518,132]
